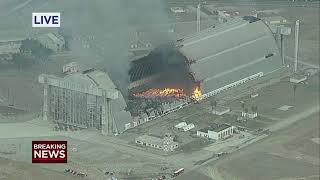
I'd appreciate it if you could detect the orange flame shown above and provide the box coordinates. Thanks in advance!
[133,88,186,98]
[191,86,202,100]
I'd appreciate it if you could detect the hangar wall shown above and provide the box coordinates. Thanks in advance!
[177,18,282,94]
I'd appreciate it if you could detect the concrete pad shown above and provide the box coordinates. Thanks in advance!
[278,105,293,111]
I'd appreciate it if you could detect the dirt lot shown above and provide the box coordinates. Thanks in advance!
[0,157,79,180]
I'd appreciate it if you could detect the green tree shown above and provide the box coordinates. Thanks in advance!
[244,108,249,122]
[11,54,25,71]
[210,99,218,114]
[241,102,245,112]
[20,39,52,61]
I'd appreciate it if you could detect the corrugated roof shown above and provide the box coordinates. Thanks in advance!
[176,18,282,93]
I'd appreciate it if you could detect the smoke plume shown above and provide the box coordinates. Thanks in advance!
[60,0,173,93]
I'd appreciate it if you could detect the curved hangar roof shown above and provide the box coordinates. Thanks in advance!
[177,18,282,94]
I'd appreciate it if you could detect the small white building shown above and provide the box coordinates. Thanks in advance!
[63,62,80,74]
[175,122,187,129]
[135,135,179,152]
[36,33,65,52]
[170,7,186,13]
[241,111,258,119]
[212,106,230,116]
[197,124,235,140]
[182,123,195,132]
[175,122,195,131]
[262,16,287,25]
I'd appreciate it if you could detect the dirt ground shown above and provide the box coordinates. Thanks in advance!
[0,157,79,180]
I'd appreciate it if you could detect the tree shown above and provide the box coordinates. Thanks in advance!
[11,54,25,71]
[20,39,52,62]
[244,108,249,122]
[210,99,218,114]
[58,27,72,50]
[241,101,245,112]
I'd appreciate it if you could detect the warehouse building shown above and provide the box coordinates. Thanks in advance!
[135,134,179,152]
[39,69,132,135]
[197,124,235,140]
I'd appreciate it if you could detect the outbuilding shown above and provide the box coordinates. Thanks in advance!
[197,124,235,140]
[135,135,179,152]
[211,106,230,116]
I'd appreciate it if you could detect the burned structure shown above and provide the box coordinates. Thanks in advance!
[129,18,282,101]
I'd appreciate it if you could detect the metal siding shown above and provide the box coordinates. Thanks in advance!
[179,20,269,60]
[202,54,282,93]
[190,36,279,81]
[177,18,282,94]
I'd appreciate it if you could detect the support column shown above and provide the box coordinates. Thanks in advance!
[101,97,108,135]
[43,79,49,121]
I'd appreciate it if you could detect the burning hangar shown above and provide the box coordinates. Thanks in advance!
[129,17,282,100]
[39,17,283,135]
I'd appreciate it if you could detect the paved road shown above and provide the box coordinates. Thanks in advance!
[286,55,320,69]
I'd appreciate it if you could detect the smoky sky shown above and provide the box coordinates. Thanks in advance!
[60,0,173,92]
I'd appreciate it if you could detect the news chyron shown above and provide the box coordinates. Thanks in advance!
[32,141,67,163]
[32,12,60,27]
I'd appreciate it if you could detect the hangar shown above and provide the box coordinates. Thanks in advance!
[129,17,282,100]
[39,69,132,135]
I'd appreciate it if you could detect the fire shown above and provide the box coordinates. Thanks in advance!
[191,86,202,100]
[133,88,186,99]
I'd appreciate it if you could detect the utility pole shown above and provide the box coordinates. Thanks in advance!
[280,33,285,65]
[197,3,201,32]
[294,20,300,73]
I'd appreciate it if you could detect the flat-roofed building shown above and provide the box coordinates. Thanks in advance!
[211,106,230,116]
[197,123,235,140]
[135,134,179,152]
